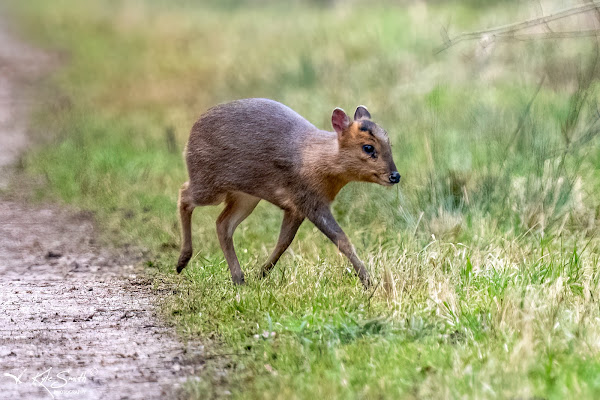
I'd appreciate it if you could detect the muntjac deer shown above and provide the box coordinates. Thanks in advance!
[176,98,400,288]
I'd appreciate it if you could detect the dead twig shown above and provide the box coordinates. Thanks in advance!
[504,30,600,42]
[536,0,554,33]
[437,2,600,54]
[503,75,546,157]
[584,0,600,27]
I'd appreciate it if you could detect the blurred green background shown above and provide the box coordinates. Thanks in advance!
[4,0,600,398]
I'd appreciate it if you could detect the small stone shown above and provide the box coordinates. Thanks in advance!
[45,250,63,259]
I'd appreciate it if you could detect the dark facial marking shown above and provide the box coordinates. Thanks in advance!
[359,120,376,135]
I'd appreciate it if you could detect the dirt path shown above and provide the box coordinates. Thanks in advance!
[0,18,202,400]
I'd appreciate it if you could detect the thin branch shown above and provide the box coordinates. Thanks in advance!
[546,104,600,159]
[496,30,600,42]
[504,76,546,157]
[561,40,600,146]
[536,0,554,33]
[437,2,600,53]
[583,0,600,27]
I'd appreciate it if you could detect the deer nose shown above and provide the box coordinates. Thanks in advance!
[389,171,401,184]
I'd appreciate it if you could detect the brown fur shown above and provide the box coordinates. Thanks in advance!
[176,98,399,288]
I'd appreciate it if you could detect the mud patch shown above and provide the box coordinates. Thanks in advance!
[0,14,204,400]
[0,202,204,399]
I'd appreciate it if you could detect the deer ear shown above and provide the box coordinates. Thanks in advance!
[353,105,371,121]
[332,108,351,136]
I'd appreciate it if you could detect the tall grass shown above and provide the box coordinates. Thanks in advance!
[5,0,600,398]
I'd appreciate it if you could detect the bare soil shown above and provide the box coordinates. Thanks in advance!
[0,17,203,400]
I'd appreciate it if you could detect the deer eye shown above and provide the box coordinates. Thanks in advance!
[362,144,375,156]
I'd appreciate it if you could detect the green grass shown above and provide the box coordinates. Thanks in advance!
[5,0,600,398]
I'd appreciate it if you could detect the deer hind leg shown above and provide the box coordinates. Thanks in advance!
[216,192,260,284]
[177,181,196,273]
[260,210,304,278]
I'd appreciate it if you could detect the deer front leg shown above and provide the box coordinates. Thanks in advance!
[260,210,304,278]
[306,206,371,289]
